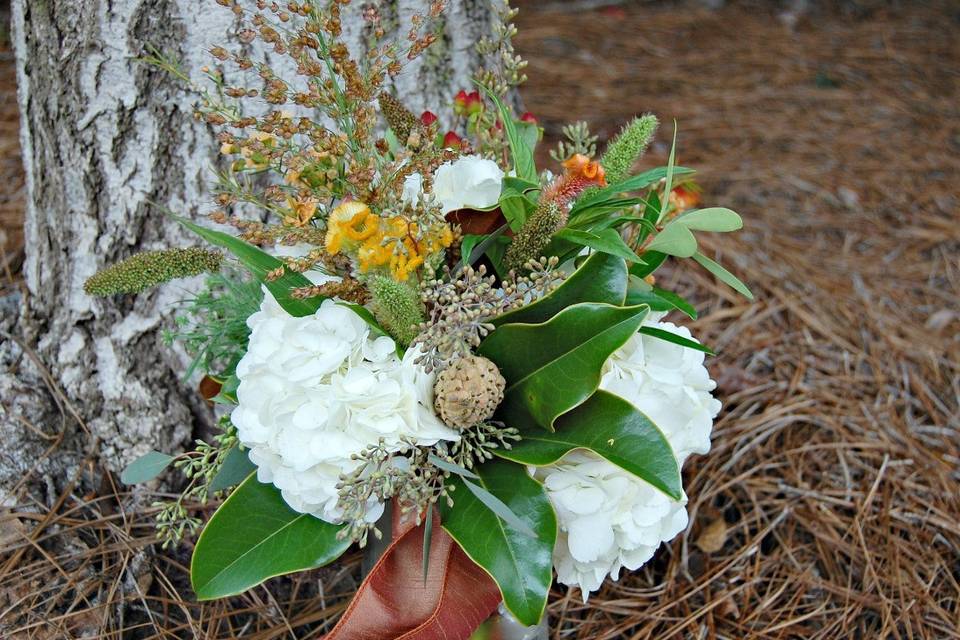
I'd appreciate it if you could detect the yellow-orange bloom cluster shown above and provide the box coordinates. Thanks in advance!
[325,201,453,281]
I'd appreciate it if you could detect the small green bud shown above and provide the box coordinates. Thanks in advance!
[368,275,426,347]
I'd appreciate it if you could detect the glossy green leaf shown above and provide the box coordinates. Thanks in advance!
[639,325,714,355]
[208,446,256,493]
[496,390,682,500]
[479,86,536,182]
[571,166,695,217]
[516,121,541,156]
[652,287,698,319]
[120,451,174,484]
[692,251,755,300]
[553,228,642,263]
[499,188,535,231]
[645,221,697,258]
[211,373,240,405]
[657,122,679,224]
[441,460,556,626]
[502,176,540,195]
[674,207,743,232]
[630,251,668,278]
[175,216,321,318]
[461,478,537,538]
[493,251,627,326]
[625,280,697,319]
[480,302,649,431]
[191,474,350,599]
[460,225,510,273]
[568,198,645,229]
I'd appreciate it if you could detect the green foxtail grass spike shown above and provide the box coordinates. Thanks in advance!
[504,201,565,272]
[368,275,425,347]
[84,248,223,296]
[378,91,419,145]
[600,115,659,186]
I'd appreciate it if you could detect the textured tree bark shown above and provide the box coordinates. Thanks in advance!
[3,0,503,496]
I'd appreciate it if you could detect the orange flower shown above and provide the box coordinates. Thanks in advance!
[562,153,607,187]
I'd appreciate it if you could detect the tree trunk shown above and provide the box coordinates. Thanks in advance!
[4,0,504,497]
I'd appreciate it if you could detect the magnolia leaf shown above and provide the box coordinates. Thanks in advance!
[208,446,256,493]
[493,251,628,326]
[645,221,698,258]
[553,228,642,264]
[692,251,755,300]
[174,216,321,318]
[120,451,174,484]
[191,474,350,599]
[496,390,682,500]
[441,460,556,626]
[674,207,743,232]
[480,302,649,431]
[461,478,537,538]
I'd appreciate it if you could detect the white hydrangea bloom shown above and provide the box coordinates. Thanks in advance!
[534,314,721,600]
[231,296,458,524]
[430,155,504,213]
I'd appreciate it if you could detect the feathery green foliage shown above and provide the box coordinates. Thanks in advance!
[600,115,659,185]
[84,247,223,296]
[368,275,425,347]
[505,201,566,271]
[165,271,263,379]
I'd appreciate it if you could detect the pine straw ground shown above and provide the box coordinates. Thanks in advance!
[1,1,959,639]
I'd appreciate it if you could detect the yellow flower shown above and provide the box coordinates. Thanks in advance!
[325,201,375,255]
[325,201,454,282]
[284,196,319,227]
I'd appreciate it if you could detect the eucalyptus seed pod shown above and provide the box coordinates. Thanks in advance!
[433,355,506,429]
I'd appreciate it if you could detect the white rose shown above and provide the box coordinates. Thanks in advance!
[430,155,504,214]
[535,315,721,600]
[231,298,459,524]
[402,172,424,207]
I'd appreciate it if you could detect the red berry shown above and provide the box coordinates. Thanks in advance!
[453,90,469,115]
[420,110,438,126]
[520,111,538,124]
[443,131,463,149]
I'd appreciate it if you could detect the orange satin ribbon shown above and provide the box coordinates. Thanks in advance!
[323,505,502,640]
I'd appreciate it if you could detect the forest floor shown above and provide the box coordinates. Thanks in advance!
[1,1,959,639]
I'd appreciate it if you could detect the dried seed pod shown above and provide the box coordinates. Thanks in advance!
[433,355,506,429]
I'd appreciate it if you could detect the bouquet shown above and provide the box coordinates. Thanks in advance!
[86,1,752,637]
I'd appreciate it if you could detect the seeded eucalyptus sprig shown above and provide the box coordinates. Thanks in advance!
[84,247,223,296]
[336,438,453,547]
[413,258,565,373]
